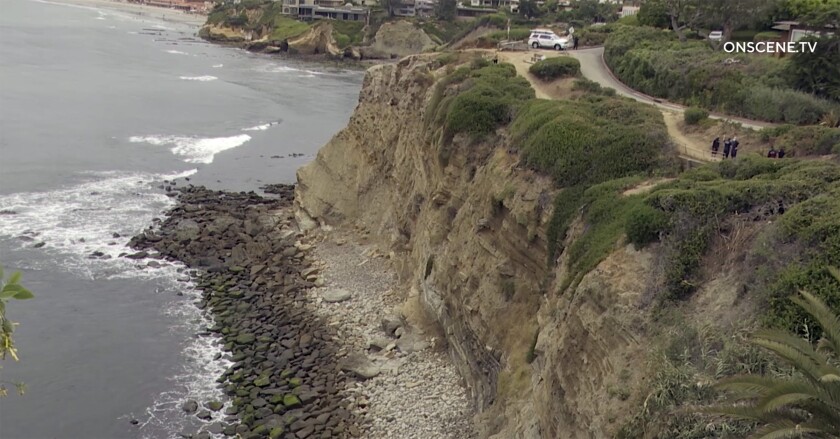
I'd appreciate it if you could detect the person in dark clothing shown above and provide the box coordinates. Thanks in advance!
[711,137,720,156]
[723,138,731,159]
[573,35,579,50]
[730,139,739,158]
[778,148,786,158]
[767,147,778,158]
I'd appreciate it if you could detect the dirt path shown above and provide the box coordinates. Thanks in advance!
[498,49,719,163]
[500,51,552,99]
[567,47,773,132]
[662,111,721,162]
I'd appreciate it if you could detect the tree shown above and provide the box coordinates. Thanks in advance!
[519,0,541,19]
[573,0,619,23]
[0,267,35,397]
[699,0,781,40]
[436,0,457,21]
[785,0,840,19]
[639,0,702,42]
[637,0,671,28]
[379,0,401,17]
[708,282,840,438]
[786,35,840,103]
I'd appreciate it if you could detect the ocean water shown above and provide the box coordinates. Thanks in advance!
[0,1,364,437]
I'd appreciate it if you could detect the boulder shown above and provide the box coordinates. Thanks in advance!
[322,289,351,303]
[182,399,199,413]
[340,353,380,380]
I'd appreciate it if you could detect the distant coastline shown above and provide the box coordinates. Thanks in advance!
[54,0,206,26]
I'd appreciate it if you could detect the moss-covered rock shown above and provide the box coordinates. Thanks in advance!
[282,394,301,408]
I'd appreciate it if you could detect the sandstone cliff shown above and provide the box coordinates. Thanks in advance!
[294,54,834,438]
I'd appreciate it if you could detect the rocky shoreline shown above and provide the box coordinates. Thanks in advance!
[130,185,362,439]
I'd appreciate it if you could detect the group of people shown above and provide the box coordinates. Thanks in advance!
[766,146,786,158]
[711,136,740,159]
[711,136,788,159]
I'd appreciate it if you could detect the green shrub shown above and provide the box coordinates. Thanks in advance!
[434,52,459,67]
[604,25,840,124]
[488,28,532,42]
[571,78,616,96]
[512,97,668,187]
[428,63,534,140]
[753,31,782,42]
[333,33,351,48]
[760,124,840,156]
[576,24,616,46]
[224,13,248,27]
[528,56,581,80]
[684,107,709,125]
[616,14,639,26]
[330,20,364,48]
[626,203,669,248]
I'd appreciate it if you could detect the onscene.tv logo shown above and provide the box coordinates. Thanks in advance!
[723,41,818,53]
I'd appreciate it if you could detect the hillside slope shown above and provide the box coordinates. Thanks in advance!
[295,54,840,438]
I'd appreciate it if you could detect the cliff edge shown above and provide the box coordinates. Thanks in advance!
[295,53,840,438]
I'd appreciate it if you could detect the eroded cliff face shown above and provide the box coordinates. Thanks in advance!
[295,56,740,438]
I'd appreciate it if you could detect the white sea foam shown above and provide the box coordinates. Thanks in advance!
[0,169,230,436]
[212,64,224,68]
[0,169,195,279]
[166,49,189,55]
[242,120,280,131]
[135,273,231,437]
[258,64,325,75]
[129,134,251,164]
[179,75,217,82]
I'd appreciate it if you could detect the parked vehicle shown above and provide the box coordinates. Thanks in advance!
[528,30,569,50]
[708,30,724,41]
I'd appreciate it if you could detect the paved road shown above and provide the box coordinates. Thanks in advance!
[500,49,718,163]
[568,47,773,131]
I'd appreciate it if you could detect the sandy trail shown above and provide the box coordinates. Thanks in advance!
[498,49,721,163]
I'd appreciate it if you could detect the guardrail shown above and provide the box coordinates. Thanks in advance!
[673,142,722,163]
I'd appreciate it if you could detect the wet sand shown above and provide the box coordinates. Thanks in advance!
[56,0,207,26]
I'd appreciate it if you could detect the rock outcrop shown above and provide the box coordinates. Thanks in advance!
[362,21,437,59]
[288,22,342,57]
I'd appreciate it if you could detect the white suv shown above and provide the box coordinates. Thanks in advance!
[708,30,723,41]
[528,30,569,50]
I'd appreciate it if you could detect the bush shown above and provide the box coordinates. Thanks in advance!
[604,25,840,124]
[488,28,532,42]
[528,56,581,80]
[571,78,616,96]
[753,31,782,42]
[331,20,365,48]
[576,24,615,46]
[626,203,669,248]
[428,63,534,140]
[683,107,709,125]
[760,124,840,157]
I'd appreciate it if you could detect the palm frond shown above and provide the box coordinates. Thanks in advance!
[793,290,840,357]
[752,420,825,439]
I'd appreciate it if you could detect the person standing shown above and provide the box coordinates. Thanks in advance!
[778,148,786,158]
[730,137,739,158]
[573,35,579,50]
[711,137,720,157]
[723,138,731,159]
